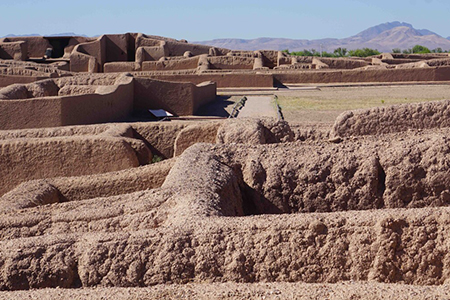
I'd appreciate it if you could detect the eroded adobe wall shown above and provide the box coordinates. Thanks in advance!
[0,41,28,60]
[141,57,200,71]
[0,136,140,196]
[318,57,369,69]
[331,99,450,137]
[0,74,50,88]
[3,130,450,288]
[3,36,50,58]
[59,75,134,126]
[0,158,175,212]
[147,73,274,88]
[133,77,215,116]
[208,56,255,70]
[0,75,134,130]
[273,67,449,84]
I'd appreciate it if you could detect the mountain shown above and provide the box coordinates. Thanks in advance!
[1,33,88,38]
[194,22,450,52]
[2,33,40,37]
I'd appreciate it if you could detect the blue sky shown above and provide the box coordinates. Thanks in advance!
[1,0,449,40]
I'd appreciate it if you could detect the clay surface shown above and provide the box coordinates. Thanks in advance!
[3,32,450,298]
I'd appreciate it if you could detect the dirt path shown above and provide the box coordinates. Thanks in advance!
[237,96,277,118]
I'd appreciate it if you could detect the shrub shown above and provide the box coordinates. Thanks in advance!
[412,45,431,54]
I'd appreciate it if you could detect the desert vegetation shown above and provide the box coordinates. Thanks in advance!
[283,47,381,57]
[283,44,449,57]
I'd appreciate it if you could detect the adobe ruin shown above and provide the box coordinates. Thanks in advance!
[1,33,450,298]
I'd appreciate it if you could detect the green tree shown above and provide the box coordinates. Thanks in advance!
[392,48,401,53]
[403,48,412,54]
[334,47,348,57]
[432,47,443,53]
[348,48,380,57]
[412,45,431,54]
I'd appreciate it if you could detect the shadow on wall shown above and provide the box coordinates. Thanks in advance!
[0,74,217,130]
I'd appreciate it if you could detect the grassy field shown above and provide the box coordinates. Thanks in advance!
[276,85,450,123]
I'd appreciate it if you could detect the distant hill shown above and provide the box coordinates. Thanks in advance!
[1,33,88,38]
[194,22,450,52]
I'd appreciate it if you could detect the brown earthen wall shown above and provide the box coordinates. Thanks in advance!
[0,42,28,60]
[4,37,50,58]
[165,41,214,56]
[208,56,255,70]
[59,76,134,126]
[0,76,134,130]
[273,67,450,84]
[104,34,129,63]
[319,57,369,69]
[134,77,215,115]
[0,75,48,88]
[332,99,450,137]
[70,36,106,72]
[141,57,199,71]
[131,122,190,158]
[193,81,217,112]
[0,136,139,196]
[104,62,140,73]
[146,73,274,88]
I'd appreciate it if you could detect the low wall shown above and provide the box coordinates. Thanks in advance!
[3,36,50,58]
[331,99,450,137]
[208,56,254,70]
[0,41,27,60]
[273,66,450,84]
[0,74,49,88]
[141,57,199,71]
[133,77,216,116]
[104,62,140,73]
[0,75,134,130]
[0,136,139,196]
[318,57,369,69]
[60,76,134,126]
[193,81,217,112]
[131,122,190,158]
[146,73,274,88]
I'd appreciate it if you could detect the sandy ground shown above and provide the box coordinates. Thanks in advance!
[237,96,277,118]
[1,282,449,299]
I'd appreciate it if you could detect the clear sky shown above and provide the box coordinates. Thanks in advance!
[1,0,449,41]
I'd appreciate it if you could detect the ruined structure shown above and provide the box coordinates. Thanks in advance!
[1,33,450,298]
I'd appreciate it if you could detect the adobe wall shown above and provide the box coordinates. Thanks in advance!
[261,50,278,68]
[59,75,134,126]
[137,45,168,62]
[104,34,129,63]
[0,136,139,196]
[146,73,274,88]
[273,66,450,84]
[193,81,217,113]
[165,40,227,57]
[3,36,51,58]
[131,122,190,158]
[0,41,27,60]
[331,99,450,137]
[0,74,49,88]
[103,62,140,73]
[1,158,175,211]
[0,75,134,130]
[141,57,200,71]
[133,77,215,115]
[70,36,106,72]
[208,56,254,70]
[318,57,369,69]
